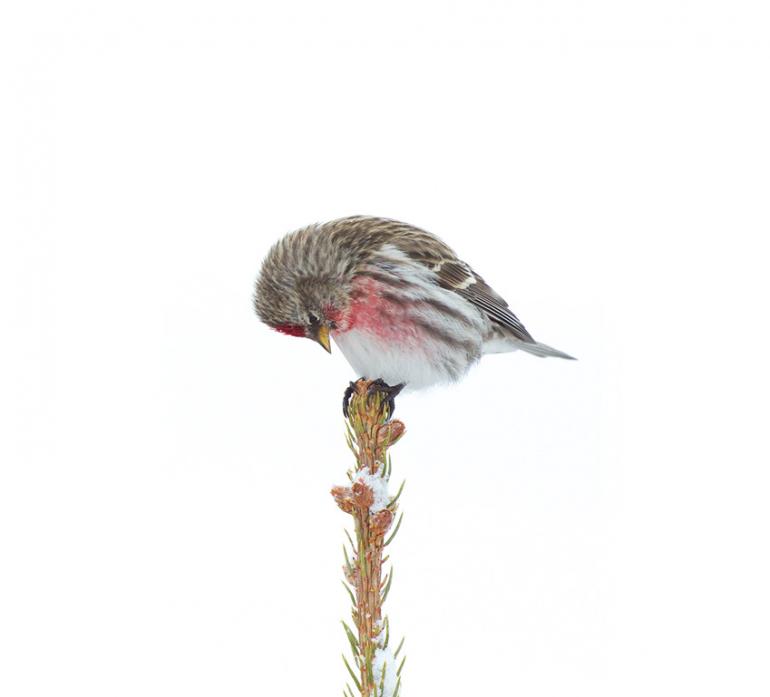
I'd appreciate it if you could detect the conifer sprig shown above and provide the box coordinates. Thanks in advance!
[331,379,406,697]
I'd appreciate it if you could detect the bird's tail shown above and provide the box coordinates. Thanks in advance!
[516,340,576,360]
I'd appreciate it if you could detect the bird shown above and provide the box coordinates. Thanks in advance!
[254,216,574,400]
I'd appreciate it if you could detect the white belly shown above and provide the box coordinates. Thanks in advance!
[332,327,473,390]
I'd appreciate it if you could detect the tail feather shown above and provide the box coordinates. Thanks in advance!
[516,341,576,360]
[482,329,576,359]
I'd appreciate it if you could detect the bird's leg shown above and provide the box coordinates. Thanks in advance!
[366,379,405,420]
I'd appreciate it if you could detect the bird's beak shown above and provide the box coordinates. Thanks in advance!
[315,324,332,353]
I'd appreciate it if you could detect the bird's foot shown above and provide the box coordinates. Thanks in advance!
[366,379,405,420]
[342,378,405,420]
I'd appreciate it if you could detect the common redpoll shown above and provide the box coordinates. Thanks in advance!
[254,216,574,391]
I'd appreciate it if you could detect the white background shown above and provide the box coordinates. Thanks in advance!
[2,2,769,695]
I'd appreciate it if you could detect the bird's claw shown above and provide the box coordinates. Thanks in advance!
[342,378,405,420]
[366,379,405,420]
[342,381,357,419]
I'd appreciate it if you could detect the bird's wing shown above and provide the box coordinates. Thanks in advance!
[431,258,535,343]
[345,217,536,344]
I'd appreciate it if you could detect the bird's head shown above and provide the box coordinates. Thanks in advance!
[254,236,350,353]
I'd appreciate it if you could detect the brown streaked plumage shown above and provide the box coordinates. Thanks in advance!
[254,216,574,389]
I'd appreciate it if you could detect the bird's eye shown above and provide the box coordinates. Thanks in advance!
[308,313,319,325]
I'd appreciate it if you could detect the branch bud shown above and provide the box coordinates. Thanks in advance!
[370,508,394,537]
[351,480,374,509]
[330,485,355,514]
[376,420,405,448]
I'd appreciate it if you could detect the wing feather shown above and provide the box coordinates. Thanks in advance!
[433,260,535,343]
[345,217,536,345]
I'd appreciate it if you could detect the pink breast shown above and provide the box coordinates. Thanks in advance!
[337,276,413,342]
